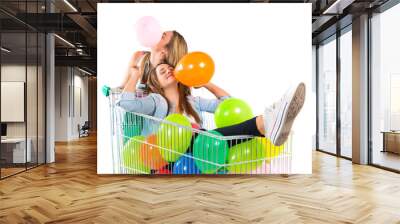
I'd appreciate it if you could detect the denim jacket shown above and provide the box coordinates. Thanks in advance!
[116,92,230,135]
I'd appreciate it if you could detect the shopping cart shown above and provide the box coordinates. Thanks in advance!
[104,86,292,175]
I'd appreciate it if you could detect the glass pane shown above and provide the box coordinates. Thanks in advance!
[27,31,38,169]
[0,1,46,178]
[371,4,400,171]
[38,32,45,165]
[390,75,400,130]
[318,37,337,154]
[340,29,352,158]
[1,31,27,177]
[24,0,38,169]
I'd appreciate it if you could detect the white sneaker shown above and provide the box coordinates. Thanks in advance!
[264,82,306,146]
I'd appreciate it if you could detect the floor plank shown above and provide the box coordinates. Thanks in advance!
[1,135,400,223]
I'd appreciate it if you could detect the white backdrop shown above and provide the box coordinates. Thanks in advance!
[98,3,313,174]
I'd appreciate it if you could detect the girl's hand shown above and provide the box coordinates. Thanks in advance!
[130,66,141,79]
[123,67,141,93]
[128,51,145,68]
[202,82,230,98]
[120,51,145,89]
[194,83,211,89]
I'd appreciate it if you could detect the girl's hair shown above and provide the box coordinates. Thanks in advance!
[163,31,200,123]
[165,31,188,66]
[138,51,151,85]
[147,63,201,124]
[140,31,187,87]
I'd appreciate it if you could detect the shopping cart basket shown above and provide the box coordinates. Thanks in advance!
[104,87,292,175]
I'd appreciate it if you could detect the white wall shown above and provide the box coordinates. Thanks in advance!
[55,66,68,141]
[72,72,89,138]
[55,67,89,141]
[1,66,26,132]
[1,65,40,138]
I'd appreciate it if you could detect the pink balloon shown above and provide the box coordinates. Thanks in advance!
[254,159,292,174]
[253,160,270,174]
[191,123,201,130]
[135,16,162,48]
[191,123,201,136]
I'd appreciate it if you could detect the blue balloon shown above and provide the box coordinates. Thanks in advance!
[173,153,200,174]
[216,169,228,174]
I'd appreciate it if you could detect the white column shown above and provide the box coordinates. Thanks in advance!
[352,14,369,164]
[46,32,55,163]
[45,0,55,163]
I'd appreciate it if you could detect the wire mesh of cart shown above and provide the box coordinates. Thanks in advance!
[105,87,292,175]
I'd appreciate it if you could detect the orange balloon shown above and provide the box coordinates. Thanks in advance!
[174,52,215,87]
[140,134,168,170]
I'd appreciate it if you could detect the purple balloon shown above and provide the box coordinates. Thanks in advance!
[135,16,162,48]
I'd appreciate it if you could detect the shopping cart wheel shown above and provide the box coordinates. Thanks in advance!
[102,85,111,97]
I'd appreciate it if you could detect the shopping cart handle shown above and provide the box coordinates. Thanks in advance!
[102,85,111,97]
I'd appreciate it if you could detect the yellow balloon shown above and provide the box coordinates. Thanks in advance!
[227,138,266,173]
[224,137,287,174]
[239,137,286,160]
[264,138,285,160]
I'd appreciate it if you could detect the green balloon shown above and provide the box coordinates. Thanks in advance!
[157,114,192,162]
[122,136,150,174]
[214,98,254,128]
[122,112,143,145]
[227,138,266,173]
[193,130,228,174]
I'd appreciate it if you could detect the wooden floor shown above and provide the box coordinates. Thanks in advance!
[1,135,400,224]
[1,163,43,178]
[1,167,26,178]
